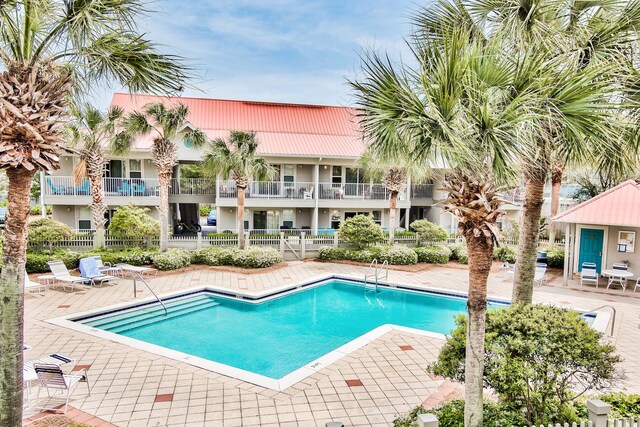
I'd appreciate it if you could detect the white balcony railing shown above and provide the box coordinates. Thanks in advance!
[170,178,215,195]
[44,176,216,197]
[218,181,315,199]
[411,184,434,199]
[318,183,406,201]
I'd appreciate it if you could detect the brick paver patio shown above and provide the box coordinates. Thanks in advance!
[21,260,640,426]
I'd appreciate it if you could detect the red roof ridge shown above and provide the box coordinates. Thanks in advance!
[552,179,640,222]
[111,92,353,110]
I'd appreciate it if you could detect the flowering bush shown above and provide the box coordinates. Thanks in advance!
[493,245,517,263]
[319,245,418,265]
[192,247,282,268]
[152,249,191,271]
[414,246,451,264]
[86,248,157,266]
[448,243,468,264]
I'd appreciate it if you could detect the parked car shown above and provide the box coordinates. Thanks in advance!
[0,207,6,226]
[207,209,217,226]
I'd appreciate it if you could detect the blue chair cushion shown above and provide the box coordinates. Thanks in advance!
[79,257,101,279]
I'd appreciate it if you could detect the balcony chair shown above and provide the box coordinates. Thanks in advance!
[133,181,146,196]
[46,178,66,195]
[75,179,90,195]
[117,180,132,196]
[303,186,314,200]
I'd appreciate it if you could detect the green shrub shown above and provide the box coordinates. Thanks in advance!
[378,245,418,265]
[429,304,621,425]
[152,249,191,270]
[597,393,640,418]
[493,245,517,263]
[547,248,565,268]
[319,245,418,265]
[28,218,75,250]
[394,400,527,427]
[191,247,283,268]
[410,219,448,243]
[338,215,384,249]
[86,248,157,266]
[107,204,160,243]
[29,205,52,215]
[199,204,215,217]
[448,243,468,264]
[26,249,81,273]
[414,245,451,264]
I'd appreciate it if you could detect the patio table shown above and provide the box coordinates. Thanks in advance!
[601,269,633,291]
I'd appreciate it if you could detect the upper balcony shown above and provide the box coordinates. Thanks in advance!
[217,180,316,207]
[43,176,215,205]
[411,184,434,200]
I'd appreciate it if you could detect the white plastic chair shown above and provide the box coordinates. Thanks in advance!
[24,270,46,295]
[580,268,599,288]
[535,266,547,286]
[634,278,640,293]
[33,363,90,414]
[303,185,314,200]
[47,261,87,291]
[92,255,123,277]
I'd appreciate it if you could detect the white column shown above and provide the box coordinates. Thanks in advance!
[404,208,410,229]
[563,222,570,286]
[313,162,320,234]
[39,172,46,218]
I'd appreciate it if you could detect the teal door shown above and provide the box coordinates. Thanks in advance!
[578,228,604,273]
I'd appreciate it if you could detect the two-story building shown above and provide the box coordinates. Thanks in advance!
[43,93,516,234]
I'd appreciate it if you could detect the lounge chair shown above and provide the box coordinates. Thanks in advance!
[534,265,547,286]
[133,181,146,196]
[47,261,87,291]
[91,255,123,277]
[75,179,90,195]
[46,178,66,195]
[580,262,599,288]
[33,363,90,414]
[79,257,119,287]
[117,180,132,196]
[303,185,314,200]
[24,270,46,295]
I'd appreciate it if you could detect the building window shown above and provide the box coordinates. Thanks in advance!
[330,209,341,230]
[283,165,295,188]
[371,210,382,225]
[282,209,294,229]
[78,207,91,230]
[129,159,142,179]
[332,166,342,187]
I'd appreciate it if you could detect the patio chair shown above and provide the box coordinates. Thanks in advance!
[47,261,88,291]
[23,353,74,403]
[635,278,640,293]
[75,179,90,195]
[91,255,123,277]
[580,266,599,288]
[303,185,314,200]
[133,181,146,196]
[78,257,119,287]
[24,269,46,295]
[33,363,90,414]
[46,178,66,195]
[535,265,547,286]
[117,180,131,196]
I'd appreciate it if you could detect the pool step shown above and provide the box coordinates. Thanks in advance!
[85,296,219,331]
[106,300,221,334]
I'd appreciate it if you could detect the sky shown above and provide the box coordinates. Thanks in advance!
[95,0,418,108]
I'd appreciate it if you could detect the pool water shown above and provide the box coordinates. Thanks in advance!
[81,280,471,379]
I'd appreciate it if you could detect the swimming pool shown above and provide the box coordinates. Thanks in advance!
[50,276,603,391]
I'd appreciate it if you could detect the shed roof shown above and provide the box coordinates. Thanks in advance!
[110,93,365,158]
[552,180,640,228]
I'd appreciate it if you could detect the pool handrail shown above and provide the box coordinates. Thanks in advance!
[582,304,616,337]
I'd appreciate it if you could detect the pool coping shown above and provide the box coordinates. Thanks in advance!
[45,274,610,392]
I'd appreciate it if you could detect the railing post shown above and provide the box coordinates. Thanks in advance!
[417,413,438,427]
[145,235,153,250]
[334,232,338,248]
[587,399,611,427]
[280,232,285,256]
[301,232,306,259]
[245,231,251,248]
[196,232,202,250]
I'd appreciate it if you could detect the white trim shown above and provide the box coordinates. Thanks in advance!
[574,224,609,273]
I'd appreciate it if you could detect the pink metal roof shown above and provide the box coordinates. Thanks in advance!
[552,180,640,227]
[110,93,365,158]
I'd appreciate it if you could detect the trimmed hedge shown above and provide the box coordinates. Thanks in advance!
[493,245,517,263]
[191,247,283,268]
[85,248,157,266]
[319,245,418,265]
[547,248,565,268]
[153,249,192,271]
[414,246,451,264]
[26,249,81,274]
[448,243,468,264]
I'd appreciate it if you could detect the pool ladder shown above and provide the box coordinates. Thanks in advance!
[364,259,388,292]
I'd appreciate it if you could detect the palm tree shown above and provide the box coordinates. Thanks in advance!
[122,103,207,252]
[202,131,276,249]
[360,151,427,244]
[350,22,537,426]
[0,1,189,422]
[66,104,127,248]
[453,0,638,303]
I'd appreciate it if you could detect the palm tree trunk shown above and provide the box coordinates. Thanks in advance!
[0,167,36,425]
[512,173,546,303]
[463,233,493,427]
[547,163,564,248]
[157,171,171,252]
[87,154,107,248]
[237,186,246,249]
[388,191,398,244]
